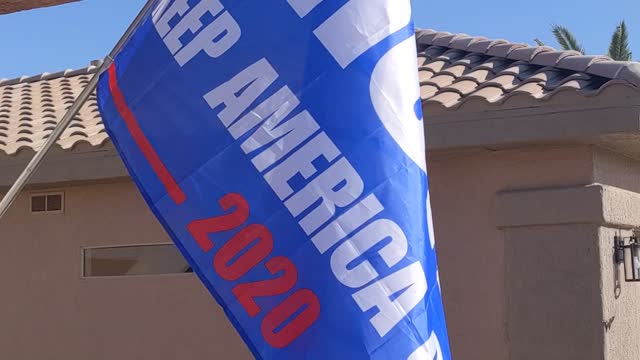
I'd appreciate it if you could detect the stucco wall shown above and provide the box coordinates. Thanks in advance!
[503,224,604,360]
[429,144,640,360]
[0,180,252,360]
[428,145,597,360]
[1,144,639,359]
[592,150,640,360]
[599,227,640,360]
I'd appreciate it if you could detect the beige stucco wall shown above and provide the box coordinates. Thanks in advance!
[0,180,252,360]
[503,223,604,360]
[593,150,640,360]
[429,144,640,360]
[2,144,640,359]
[428,145,595,360]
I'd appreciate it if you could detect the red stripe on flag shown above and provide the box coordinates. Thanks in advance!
[108,63,187,205]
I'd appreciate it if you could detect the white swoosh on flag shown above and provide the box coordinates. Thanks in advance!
[370,35,427,174]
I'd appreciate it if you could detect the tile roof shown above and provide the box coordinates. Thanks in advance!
[417,29,640,114]
[0,61,107,156]
[3,29,640,156]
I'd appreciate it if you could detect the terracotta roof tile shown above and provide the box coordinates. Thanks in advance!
[459,69,492,83]
[468,86,505,102]
[418,69,435,83]
[442,80,479,95]
[423,59,448,73]
[428,91,462,107]
[507,46,554,62]
[439,64,467,78]
[474,57,512,72]
[3,29,640,155]
[482,74,521,90]
[424,74,457,88]
[420,84,440,99]
[486,43,528,58]
[511,82,545,96]
[467,39,508,54]
[449,36,487,51]
[417,29,640,112]
[0,60,107,155]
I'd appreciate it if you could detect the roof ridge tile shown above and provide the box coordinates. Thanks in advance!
[0,60,102,88]
[467,39,509,54]
[416,29,640,86]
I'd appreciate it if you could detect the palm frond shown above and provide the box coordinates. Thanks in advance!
[552,25,585,54]
[608,20,632,61]
[533,38,545,47]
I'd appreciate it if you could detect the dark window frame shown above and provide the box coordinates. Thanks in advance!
[82,243,192,278]
[30,192,64,214]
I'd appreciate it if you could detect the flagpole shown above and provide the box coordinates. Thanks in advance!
[0,0,156,221]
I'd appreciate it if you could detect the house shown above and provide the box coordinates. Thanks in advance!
[0,60,253,359]
[418,30,640,360]
[2,27,640,359]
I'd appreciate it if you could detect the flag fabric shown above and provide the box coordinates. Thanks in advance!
[97,0,451,358]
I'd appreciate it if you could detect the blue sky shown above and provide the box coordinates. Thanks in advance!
[0,0,638,78]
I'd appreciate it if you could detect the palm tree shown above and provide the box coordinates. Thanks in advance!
[536,21,632,61]
[552,24,585,54]
[608,21,632,61]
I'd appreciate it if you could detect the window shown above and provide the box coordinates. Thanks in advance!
[30,192,63,213]
[83,244,191,277]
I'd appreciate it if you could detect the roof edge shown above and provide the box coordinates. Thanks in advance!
[424,102,640,153]
[416,29,640,87]
[0,60,102,87]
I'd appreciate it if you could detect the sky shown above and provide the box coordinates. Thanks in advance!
[0,0,638,79]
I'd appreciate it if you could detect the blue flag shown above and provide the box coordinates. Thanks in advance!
[97,0,451,358]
